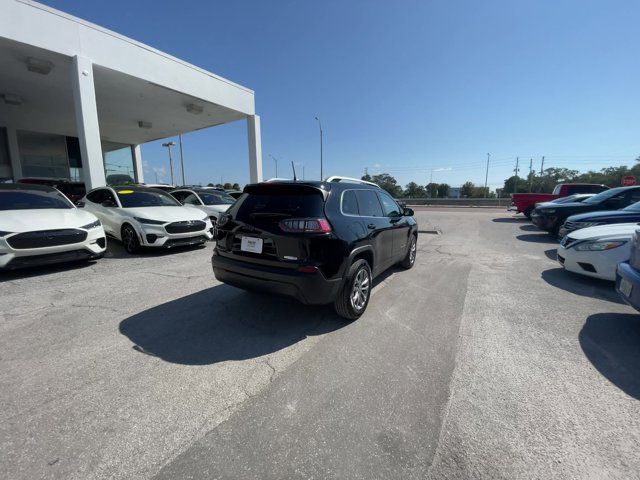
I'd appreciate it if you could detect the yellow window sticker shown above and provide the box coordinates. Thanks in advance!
[118,190,134,194]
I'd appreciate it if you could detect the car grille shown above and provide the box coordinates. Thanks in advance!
[5,249,96,269]
[165,220,206,234]
[164,236,208,248]
[562,221,577,232]
[7,229,87,249]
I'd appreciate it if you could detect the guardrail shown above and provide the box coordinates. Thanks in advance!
[399,198,512,207]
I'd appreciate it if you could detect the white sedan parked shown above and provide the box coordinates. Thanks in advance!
[0,183,106,269]
[169,188,235,224]
[82,186,213,254]
[557,223,640,281]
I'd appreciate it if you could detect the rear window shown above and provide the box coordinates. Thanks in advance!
[235,191,324,223]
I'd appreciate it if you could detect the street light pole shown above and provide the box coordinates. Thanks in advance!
[315,116,323,180]
[269,154,279,177]
[484,153,490,198]
[161,141,176,185]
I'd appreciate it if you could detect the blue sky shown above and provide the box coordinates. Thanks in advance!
[44,0,640,189]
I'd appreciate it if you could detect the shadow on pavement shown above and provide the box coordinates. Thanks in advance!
[541,268,624,305]
[0,259,96,282]
[544,248,557,261]
[580,313,640,399]
[519,224,540,232]
[119,285,346,365]
[492,217,528,223]
[104,237,210,259]
[516,233,558,244]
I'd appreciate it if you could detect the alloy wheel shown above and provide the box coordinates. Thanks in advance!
[350,268,370,311]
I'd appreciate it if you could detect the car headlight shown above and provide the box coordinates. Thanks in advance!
[574,240,627,251]
[134,217,165,225]
[80,220,101,230]
[0,231,13,237]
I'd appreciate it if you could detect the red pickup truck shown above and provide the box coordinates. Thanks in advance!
[510,183,609,218]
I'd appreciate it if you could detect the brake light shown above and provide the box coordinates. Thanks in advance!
[279,218,332,233]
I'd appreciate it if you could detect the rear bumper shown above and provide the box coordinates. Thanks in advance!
[211,251,342,305]
[616,262,640,311]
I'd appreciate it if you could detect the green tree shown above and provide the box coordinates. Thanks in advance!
[369,173,402,197]
[437,183,450,198]
[403,182,426,198]
[461,181,475,197]
[223,182,233,190]
[425,182,439,197]
[207,183,215,187]
[232,183,240,190]
[361,173,373,182]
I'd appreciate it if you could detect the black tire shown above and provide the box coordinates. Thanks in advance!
[121,224,141,254]
[334,259,372,320]
[400,234,417,269]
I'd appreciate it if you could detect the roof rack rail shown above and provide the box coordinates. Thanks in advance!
[324,176,379,187]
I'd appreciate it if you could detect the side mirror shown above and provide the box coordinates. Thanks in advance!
[101,200,116,208]
[75,201,85,208]
[403,207,415,217]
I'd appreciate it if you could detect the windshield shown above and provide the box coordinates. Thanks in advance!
[116,189,181,208]
[199,192,235,206]
[0,190,73,210]
[582,187,627,204]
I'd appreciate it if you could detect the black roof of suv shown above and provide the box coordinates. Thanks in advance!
[211,179,418,319]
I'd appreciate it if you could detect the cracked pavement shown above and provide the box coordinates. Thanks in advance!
[1,209,639,479]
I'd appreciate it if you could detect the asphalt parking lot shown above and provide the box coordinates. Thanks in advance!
[1,208,639,479]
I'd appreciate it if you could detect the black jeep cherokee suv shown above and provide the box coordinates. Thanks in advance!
[211,179,418,319]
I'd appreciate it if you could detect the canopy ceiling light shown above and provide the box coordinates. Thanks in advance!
[3,94,23,105]
[138,121,152,129]
[26,57,54,75]
[186,103,203,114]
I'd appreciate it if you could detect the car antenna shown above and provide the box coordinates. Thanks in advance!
[291,161,297,181]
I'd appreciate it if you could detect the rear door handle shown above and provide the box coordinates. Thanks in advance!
[367,223,376,229]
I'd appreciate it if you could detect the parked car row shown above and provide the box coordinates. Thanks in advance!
[511,184,640,312]
[0,183,236,267]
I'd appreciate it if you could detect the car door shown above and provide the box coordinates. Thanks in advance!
[355,189,394,271]
[377,190,410,262]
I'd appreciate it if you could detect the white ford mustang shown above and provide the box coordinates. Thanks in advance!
[557,223,640,281]
[169,188,235,225]
[82,185,213,254]
[0,183,106,269]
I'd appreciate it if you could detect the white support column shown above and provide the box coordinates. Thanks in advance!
[5,127,22,180]
[247,115,263,183]
[133,145,144,183]
[71,56,106,189]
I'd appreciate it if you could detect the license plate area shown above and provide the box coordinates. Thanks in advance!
[240,236,263,254]
[620,277,633,298]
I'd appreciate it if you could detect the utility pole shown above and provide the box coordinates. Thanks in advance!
[315,116,323,180]
[513,157,520,194]
[484,153,490,198]
[302,165,305,180]
[161,141,176,185]
[528,158,533,192]
[540,156,545,176]
[178,134,186,186]
[365,167,368,177]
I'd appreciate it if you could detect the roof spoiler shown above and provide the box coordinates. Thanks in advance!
[324,176,379,187]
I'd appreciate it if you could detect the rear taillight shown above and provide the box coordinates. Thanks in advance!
[279,218,332,233]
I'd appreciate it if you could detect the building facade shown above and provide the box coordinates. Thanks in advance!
[0,0,262,189]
